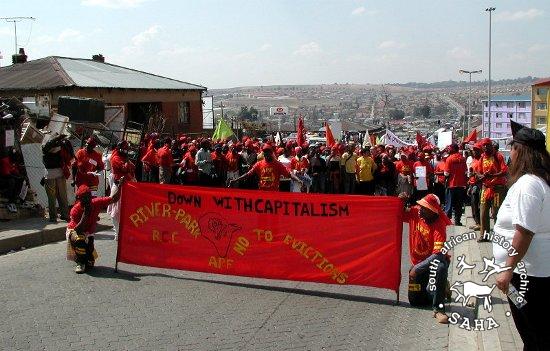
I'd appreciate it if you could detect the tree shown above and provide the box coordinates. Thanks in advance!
[238,106,259,121]
[389,109,405,120]
[413,105,431,118]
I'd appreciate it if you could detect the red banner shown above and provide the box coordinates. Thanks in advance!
[118,182,404,294]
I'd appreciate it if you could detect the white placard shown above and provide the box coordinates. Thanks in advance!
[5,129,14,147]
[415,166,428,191]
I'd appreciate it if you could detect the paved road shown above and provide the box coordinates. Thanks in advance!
[1,225,448,351]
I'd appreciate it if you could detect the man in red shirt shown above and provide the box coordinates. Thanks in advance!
[157,137,174,184]
[67,179,124,273]
[444,143,467,226]
[467,144,482,230]
[141,138,159,183]
[73,137,104,194]
[229,144,302,191]
[395,152,414,199]
[433,153,447,206]
[412,152,434,202]
[476,138,508,241]
[402,193,452,324]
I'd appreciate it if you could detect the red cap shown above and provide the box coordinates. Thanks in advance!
[76,185,91,198]
[480,138,492,146]
[262,144,272,151]
[417,194,441,214]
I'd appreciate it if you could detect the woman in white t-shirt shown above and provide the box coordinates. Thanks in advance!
[493,123,550,350]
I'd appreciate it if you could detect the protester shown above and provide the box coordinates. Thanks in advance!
[433,153,447,206]
[477,138,508,241]
[444,143,467,226]
[327,146,341,193]
[309,146,327,193]
[341,144,358,194]
[395,152,414,199]
[73,137,104,194]
[66,178,125,274]
[277,146,293,192]
[412,152,434,202]
[107,141,135,236]
[211,144,227,187]
[0,146,24,212]
[229,144,303,191]
[492,125,550,350]
[42,133,71,222]
[467,144,482,231]
[401,193,452,324]
[356,147,377,195]
[196,139,213,186]
[157,137,174,184]
[290,146,311,193]
[179,145,199,185]
[225,145,243,188]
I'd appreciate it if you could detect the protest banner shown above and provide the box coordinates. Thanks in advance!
[117,182,404,297]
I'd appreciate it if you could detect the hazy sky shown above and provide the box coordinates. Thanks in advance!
[1,0,549,89]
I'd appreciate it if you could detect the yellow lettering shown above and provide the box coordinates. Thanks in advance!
[283,234,293,244]
[336,273,348,284]
[130,213,144,228]
[171,231,178,244]
[174,208,186,222]
[226,259,233,268]
[154,202,161,217]
[163,203,171,218]
[233,236,249,256]
[152,229,160,242]
[208,256,219,268]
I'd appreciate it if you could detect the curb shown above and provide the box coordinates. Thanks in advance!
[0,221,111,255]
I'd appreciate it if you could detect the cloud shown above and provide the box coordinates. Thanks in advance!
[293,42,321,56]
[527,43,548,53]
[351,6,378,16]
[158,45,197,57]
[447,46,473,60]
[35,28,84,44]
[81,0,150,9]
[0,27,11,36]
[378,40,405,49]
[131,25,161,46]
[496,8,543,22]
[259,43,272,51]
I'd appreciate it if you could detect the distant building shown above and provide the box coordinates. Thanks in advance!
[481,95,531,139]
[0,53,207,133]
[531,78,549,134]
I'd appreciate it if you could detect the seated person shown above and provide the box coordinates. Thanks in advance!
[401,193,452,324]
[0,147,24,213]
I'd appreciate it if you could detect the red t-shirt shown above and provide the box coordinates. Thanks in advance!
[480,152,507,187]
[403,206,448,265]
[141,142,159,167]
[290,156,310,173]
[395,160,413,175]
[74,149,104,187]
[157,145,173,168]
[434,161,446,184]
[110,150,135,181]
[225,152,241,172]
[248,159,291,191]
[445,153,467,188]
[0,156,17,176]
[67,197,112,234]
[468,158,481,185]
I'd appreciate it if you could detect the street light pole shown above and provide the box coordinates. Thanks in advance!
[459,69,482,136]
[486,7,495,138]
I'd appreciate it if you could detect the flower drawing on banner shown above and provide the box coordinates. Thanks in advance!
[198,212,241,258]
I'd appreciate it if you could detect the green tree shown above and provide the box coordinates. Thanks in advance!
[413,105,431,118]
[389,109,405,120]
[238,106,259,121]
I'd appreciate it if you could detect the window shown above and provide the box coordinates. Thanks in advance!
[518,112,526,120]
[484,112,488,118]
[484,102,488,108]
[495,123,502,128]
[536,103,547,110]
[538,117,547,125]
[495,102,501,108]
[178,102,190,124]
[506,102,514,108]
[537,88,548,97]
[518,102,526,108]
[496,112,501,119]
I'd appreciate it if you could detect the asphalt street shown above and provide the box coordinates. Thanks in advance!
[1,225,448,351]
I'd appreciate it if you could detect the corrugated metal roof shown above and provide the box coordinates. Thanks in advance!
[0,56,206,91]
[481,95,531,102]
[532,77,550,87]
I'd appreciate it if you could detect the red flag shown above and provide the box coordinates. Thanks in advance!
[463,129,477,143]
[325,122,336,147]
[416,132,428,150]
[297,115,305,146]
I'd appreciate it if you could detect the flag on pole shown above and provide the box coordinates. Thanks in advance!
[297,115,305,146]
[212,118,235,140]
[275,131,282,146]
[325,122,336,147]
[463,129,478,143]
[362,129,371,148]
[416,132,428,149]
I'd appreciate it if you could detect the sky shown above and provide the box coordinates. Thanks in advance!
[0,0,549,89]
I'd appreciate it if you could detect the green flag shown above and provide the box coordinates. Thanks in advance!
[212,118,235,140]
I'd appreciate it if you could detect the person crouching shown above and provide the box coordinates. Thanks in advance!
[66,179,124,274]
[401,193,452,324]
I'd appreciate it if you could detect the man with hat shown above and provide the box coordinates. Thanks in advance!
[229,144,303,191]
[476,137,508,241]
[73,137,104,194]
[67,178,125,273]
[401,193,452,324]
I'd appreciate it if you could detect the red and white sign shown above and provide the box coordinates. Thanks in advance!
[270,106,289,116]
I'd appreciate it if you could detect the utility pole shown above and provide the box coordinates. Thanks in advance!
[0,17,36,54]
[459,69,482,137]
[485,7,495,138]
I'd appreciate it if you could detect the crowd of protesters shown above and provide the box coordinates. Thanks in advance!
[134,133,509,236]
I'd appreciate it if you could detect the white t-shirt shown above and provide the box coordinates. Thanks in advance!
[493,174,550,277]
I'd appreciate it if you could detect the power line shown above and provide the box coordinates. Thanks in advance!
[0,17,36,55]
